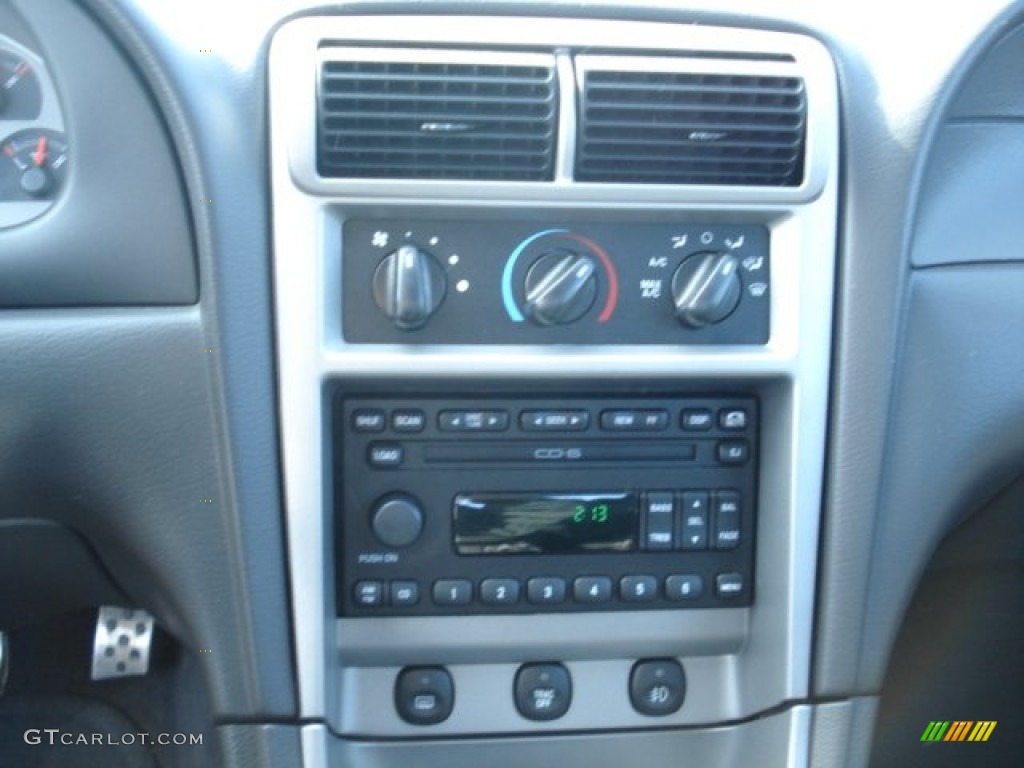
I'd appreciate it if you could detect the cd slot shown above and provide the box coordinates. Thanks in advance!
[423,441,696,464]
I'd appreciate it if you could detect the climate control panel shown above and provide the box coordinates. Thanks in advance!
[342,219,770,344]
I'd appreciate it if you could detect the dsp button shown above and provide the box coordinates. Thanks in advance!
[514,663,572,721]
[629,659,686,716]
[395,666,454,725]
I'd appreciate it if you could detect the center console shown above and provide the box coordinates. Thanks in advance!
[269,14,838,767]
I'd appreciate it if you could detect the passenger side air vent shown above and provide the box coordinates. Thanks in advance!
[575,57,807,186]
[317,50,557,181]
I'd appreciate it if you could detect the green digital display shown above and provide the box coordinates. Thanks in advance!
[453,492,637,555]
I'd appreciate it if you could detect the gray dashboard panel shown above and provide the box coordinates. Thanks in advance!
[0,0,196,306]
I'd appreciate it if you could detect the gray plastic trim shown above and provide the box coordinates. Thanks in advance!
[269,14,838,742]
[302,706,811,768]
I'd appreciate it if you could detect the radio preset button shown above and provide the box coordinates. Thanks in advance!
[370,495,423,548]
[599,409,669,432]
[520,410,590,432]
[390,580,420,606]
[480,578,520,605]
[352,409,386,433]
[392,410,426,433]
[680,409,713,431]
[679,492,709,550]
[573,576,612,603]
[514,663,572,721]
[354,580,385,607]
[665,574,704,600]
[620,575,658,602]
[395,666,454,726]
[527,577,567,605]
[713,492,741,549]
[644,492,675,550]
[438,410,509,432]
[715,572,744,598]
[367,442,404,468]
[716,439,749,465]
[433,579,473,606]
[719,408,748,430]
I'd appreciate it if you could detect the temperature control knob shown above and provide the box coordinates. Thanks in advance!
[671,252,742,328]
[523,250,598,326]
[372,245,447,330]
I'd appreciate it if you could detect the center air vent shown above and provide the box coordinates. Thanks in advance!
[318,50,557,181]
[575,58,807,186]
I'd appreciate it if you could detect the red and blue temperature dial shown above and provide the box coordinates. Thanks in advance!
[501,229,620,325]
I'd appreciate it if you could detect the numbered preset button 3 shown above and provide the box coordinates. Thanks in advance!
[527,577,567,605]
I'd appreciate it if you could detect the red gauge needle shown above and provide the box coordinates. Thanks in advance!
[32,136,47,167]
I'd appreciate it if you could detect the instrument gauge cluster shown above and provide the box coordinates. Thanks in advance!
[0,33,66,229]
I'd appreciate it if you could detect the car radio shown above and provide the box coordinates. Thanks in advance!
[335,395,757,616]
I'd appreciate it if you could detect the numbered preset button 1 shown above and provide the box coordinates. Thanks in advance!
[432,579,472,606]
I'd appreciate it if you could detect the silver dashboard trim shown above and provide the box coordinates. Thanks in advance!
[269,12,837,751]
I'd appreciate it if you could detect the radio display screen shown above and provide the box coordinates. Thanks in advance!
[453,492,638,555]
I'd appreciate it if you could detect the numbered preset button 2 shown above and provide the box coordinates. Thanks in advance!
[480,578,520,605]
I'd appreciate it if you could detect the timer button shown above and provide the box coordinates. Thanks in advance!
[370,495,423,548]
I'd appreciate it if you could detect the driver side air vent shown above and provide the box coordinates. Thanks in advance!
[317,50,557,181]
[575,60,807,186]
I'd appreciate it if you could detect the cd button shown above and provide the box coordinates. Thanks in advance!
[390,580,420,606]
[527,577,567,604]
[573,576,612,603]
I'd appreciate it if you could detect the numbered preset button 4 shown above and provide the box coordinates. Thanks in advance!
[573,576,613,603]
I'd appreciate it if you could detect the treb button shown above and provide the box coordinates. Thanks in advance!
[644,492,675,550]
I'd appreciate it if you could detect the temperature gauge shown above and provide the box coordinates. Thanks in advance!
[0,49,42,119]
[0,129,68,200]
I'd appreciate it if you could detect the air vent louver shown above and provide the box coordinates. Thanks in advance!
[318,52,557,181]
[576,65,807,186]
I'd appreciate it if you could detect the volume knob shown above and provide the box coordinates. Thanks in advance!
[523,250,598,326]
[372,245,447,330]
[671,251,742,328]
[371,494,424,548]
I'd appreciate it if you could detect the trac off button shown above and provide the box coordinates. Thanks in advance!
[629,659,686,716]
[514,663,572,721]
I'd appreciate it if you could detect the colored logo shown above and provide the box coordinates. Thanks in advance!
[921,721,997,743]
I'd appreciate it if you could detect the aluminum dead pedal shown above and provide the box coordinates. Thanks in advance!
[91,606,155,680]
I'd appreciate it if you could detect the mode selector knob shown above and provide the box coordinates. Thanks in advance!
[371,494,424,548]
[372,245,447,330]
[523,250,598,326]
[671,251,742,328]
